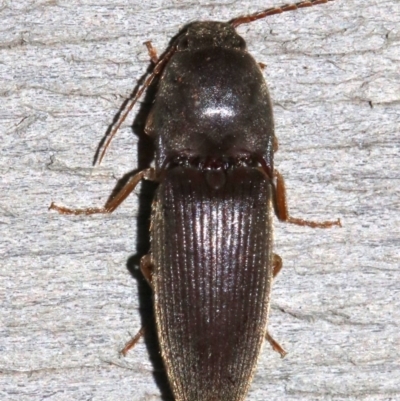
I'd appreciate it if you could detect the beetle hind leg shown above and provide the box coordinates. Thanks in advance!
[266,331,287,358]
[121,254,154,356]
[268,254,286,357]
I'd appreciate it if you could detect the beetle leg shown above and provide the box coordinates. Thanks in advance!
[121,326,146,356]
[140,253,154,287]
[120,255,154,356]
[258,62,266,70]
[274,170,341,228]
[272,254,283,279]
[273,135,279,153]
[49,168,157,215]
[144,40,159,64]
[265,331,287,358]
[267,255,286,357]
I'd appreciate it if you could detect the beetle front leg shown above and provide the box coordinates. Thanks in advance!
[274,170,341,228]
[49,168,156,215]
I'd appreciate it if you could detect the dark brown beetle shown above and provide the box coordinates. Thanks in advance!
[50,1,340,400]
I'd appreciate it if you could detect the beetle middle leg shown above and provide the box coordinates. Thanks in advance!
[272,253,282,279]
[49,168,156,215]
[274,170,341,228]
[140,253,154,287]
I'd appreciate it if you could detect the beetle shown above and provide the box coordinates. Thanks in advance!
[50,1,341,400]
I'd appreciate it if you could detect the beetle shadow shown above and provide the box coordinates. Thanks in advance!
[126,179,175,401]
[94,39,181,401]
[125,98,174,399]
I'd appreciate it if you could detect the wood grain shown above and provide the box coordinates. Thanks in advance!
[1,1,399,400]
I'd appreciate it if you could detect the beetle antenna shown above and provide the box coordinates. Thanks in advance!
[230,0,335,28]
[97,44,177,165]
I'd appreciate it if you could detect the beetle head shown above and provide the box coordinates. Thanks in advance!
[177,22,246,52]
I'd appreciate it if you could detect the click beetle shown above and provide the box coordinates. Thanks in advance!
[50,1,341,400]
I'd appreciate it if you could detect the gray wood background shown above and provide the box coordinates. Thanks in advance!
[1,0,399,400]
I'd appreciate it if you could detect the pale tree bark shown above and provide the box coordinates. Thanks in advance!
[1,1,399,400]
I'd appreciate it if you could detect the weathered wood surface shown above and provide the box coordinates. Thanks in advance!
[1,1,399,400]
